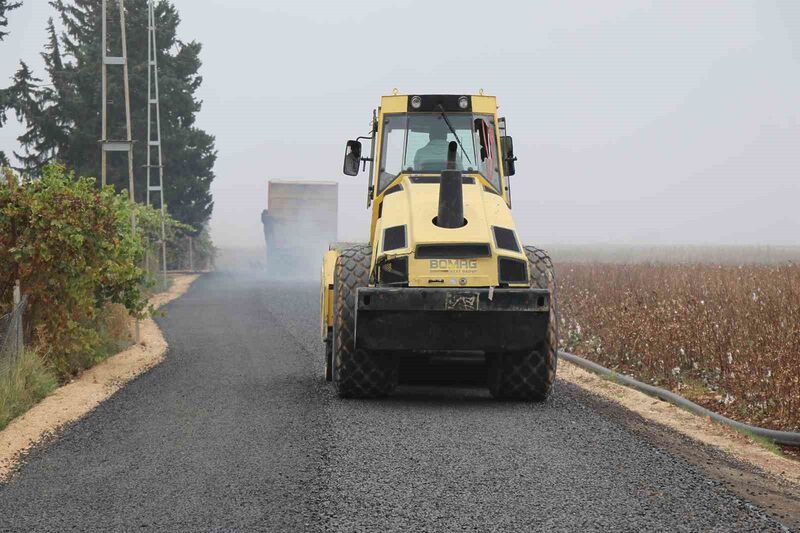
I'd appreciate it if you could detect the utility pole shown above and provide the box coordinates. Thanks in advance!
[101,0,138,341]
[146,0,168,288]
[101,0,135,207]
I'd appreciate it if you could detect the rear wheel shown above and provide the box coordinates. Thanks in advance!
[488,246,559,401]
[333,245,397,398]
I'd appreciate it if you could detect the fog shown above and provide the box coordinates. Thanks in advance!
[2,0,799,251]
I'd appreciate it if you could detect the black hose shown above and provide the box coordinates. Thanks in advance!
[559,351,800,447]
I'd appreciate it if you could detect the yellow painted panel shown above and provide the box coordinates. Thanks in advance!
[380,95,408,113]
[320,249,339,339]
[471,95,497,114]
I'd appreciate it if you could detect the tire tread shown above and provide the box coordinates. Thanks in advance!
[488,246,559,401]
[333,244,397,398]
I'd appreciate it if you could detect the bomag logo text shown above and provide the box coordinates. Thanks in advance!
[429,259,478,272]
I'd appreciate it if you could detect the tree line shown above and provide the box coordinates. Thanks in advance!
[0,0,215,234]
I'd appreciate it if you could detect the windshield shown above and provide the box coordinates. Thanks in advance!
[378,113,501,192]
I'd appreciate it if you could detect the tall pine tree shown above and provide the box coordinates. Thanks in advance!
[0,0,21,41]
[16,0,215,231]
[6,61,57,174]
[0,0,23,165]
[12,19,71,174]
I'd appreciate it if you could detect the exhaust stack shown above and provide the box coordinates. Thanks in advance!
[436,141,464,228]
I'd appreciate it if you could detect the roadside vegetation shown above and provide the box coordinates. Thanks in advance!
[0,348,58,429]
[1,165,149,377]
[0,164,211,431]
[556,255,800,434]
[0,0,215,432]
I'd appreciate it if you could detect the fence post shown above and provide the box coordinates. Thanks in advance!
[188,236,194,272]
[13,280,22,354]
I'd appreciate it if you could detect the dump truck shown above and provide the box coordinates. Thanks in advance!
[262,180,338,278]
[319,93,558,400]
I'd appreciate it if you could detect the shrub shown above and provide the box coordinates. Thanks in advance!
[136,198,216,288]
[0,164,148,378]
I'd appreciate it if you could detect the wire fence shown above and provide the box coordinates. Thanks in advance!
[0,294,28,369]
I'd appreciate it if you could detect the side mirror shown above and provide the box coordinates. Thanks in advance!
[501,136,516,177]
[343,140,362,176]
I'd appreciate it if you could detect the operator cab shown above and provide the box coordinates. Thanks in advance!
[343,94,517,205]
[340,93,526,290]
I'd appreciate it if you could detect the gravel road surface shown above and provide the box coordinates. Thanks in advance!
[0,272,793,532]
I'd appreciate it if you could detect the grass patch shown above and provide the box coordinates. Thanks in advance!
[602,371,625,385]
[735,428,783,456]
[0,303,137,432]
[0,350,58,431]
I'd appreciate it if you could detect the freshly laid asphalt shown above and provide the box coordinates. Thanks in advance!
[0,272,794,532]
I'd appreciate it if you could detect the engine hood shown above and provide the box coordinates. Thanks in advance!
[374,174,528,287]
[378,174,522,254]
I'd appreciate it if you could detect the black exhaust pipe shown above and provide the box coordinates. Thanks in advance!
[437,141,464,228]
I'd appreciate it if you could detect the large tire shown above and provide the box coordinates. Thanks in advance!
[333,245,397,398]
[488,246,559,401]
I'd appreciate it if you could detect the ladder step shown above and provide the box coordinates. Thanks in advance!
[148,186,162,192]
[104,56,125,65]
[102,142,131,152]
[149,140,160,146]
[149,99,158,104]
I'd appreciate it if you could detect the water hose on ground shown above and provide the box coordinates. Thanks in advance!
[559,351,800,447]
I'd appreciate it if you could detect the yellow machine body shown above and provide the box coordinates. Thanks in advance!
[320,93,528,340]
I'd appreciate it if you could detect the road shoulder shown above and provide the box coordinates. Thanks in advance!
[560,360,800,528]
[0,274,199,481]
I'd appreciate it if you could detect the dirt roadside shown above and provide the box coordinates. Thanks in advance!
[0,274,199,481]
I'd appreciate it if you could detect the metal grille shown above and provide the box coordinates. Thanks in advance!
[0,295,28,368]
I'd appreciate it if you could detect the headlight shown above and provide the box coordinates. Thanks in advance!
[458,96,469,109]
[410,96,422,109]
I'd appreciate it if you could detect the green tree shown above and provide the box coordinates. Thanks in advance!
[0,0,21,41]
[11,21,70,174]
[14,0,216,232]
[3,62,54,175]
[0,0,23,164]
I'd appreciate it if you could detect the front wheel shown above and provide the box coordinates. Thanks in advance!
[487,246,559,401]
[332,245,397,398]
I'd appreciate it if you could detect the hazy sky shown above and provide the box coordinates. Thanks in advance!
[1,0,798,248]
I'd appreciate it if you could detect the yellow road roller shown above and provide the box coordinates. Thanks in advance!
[320,93,558,400]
